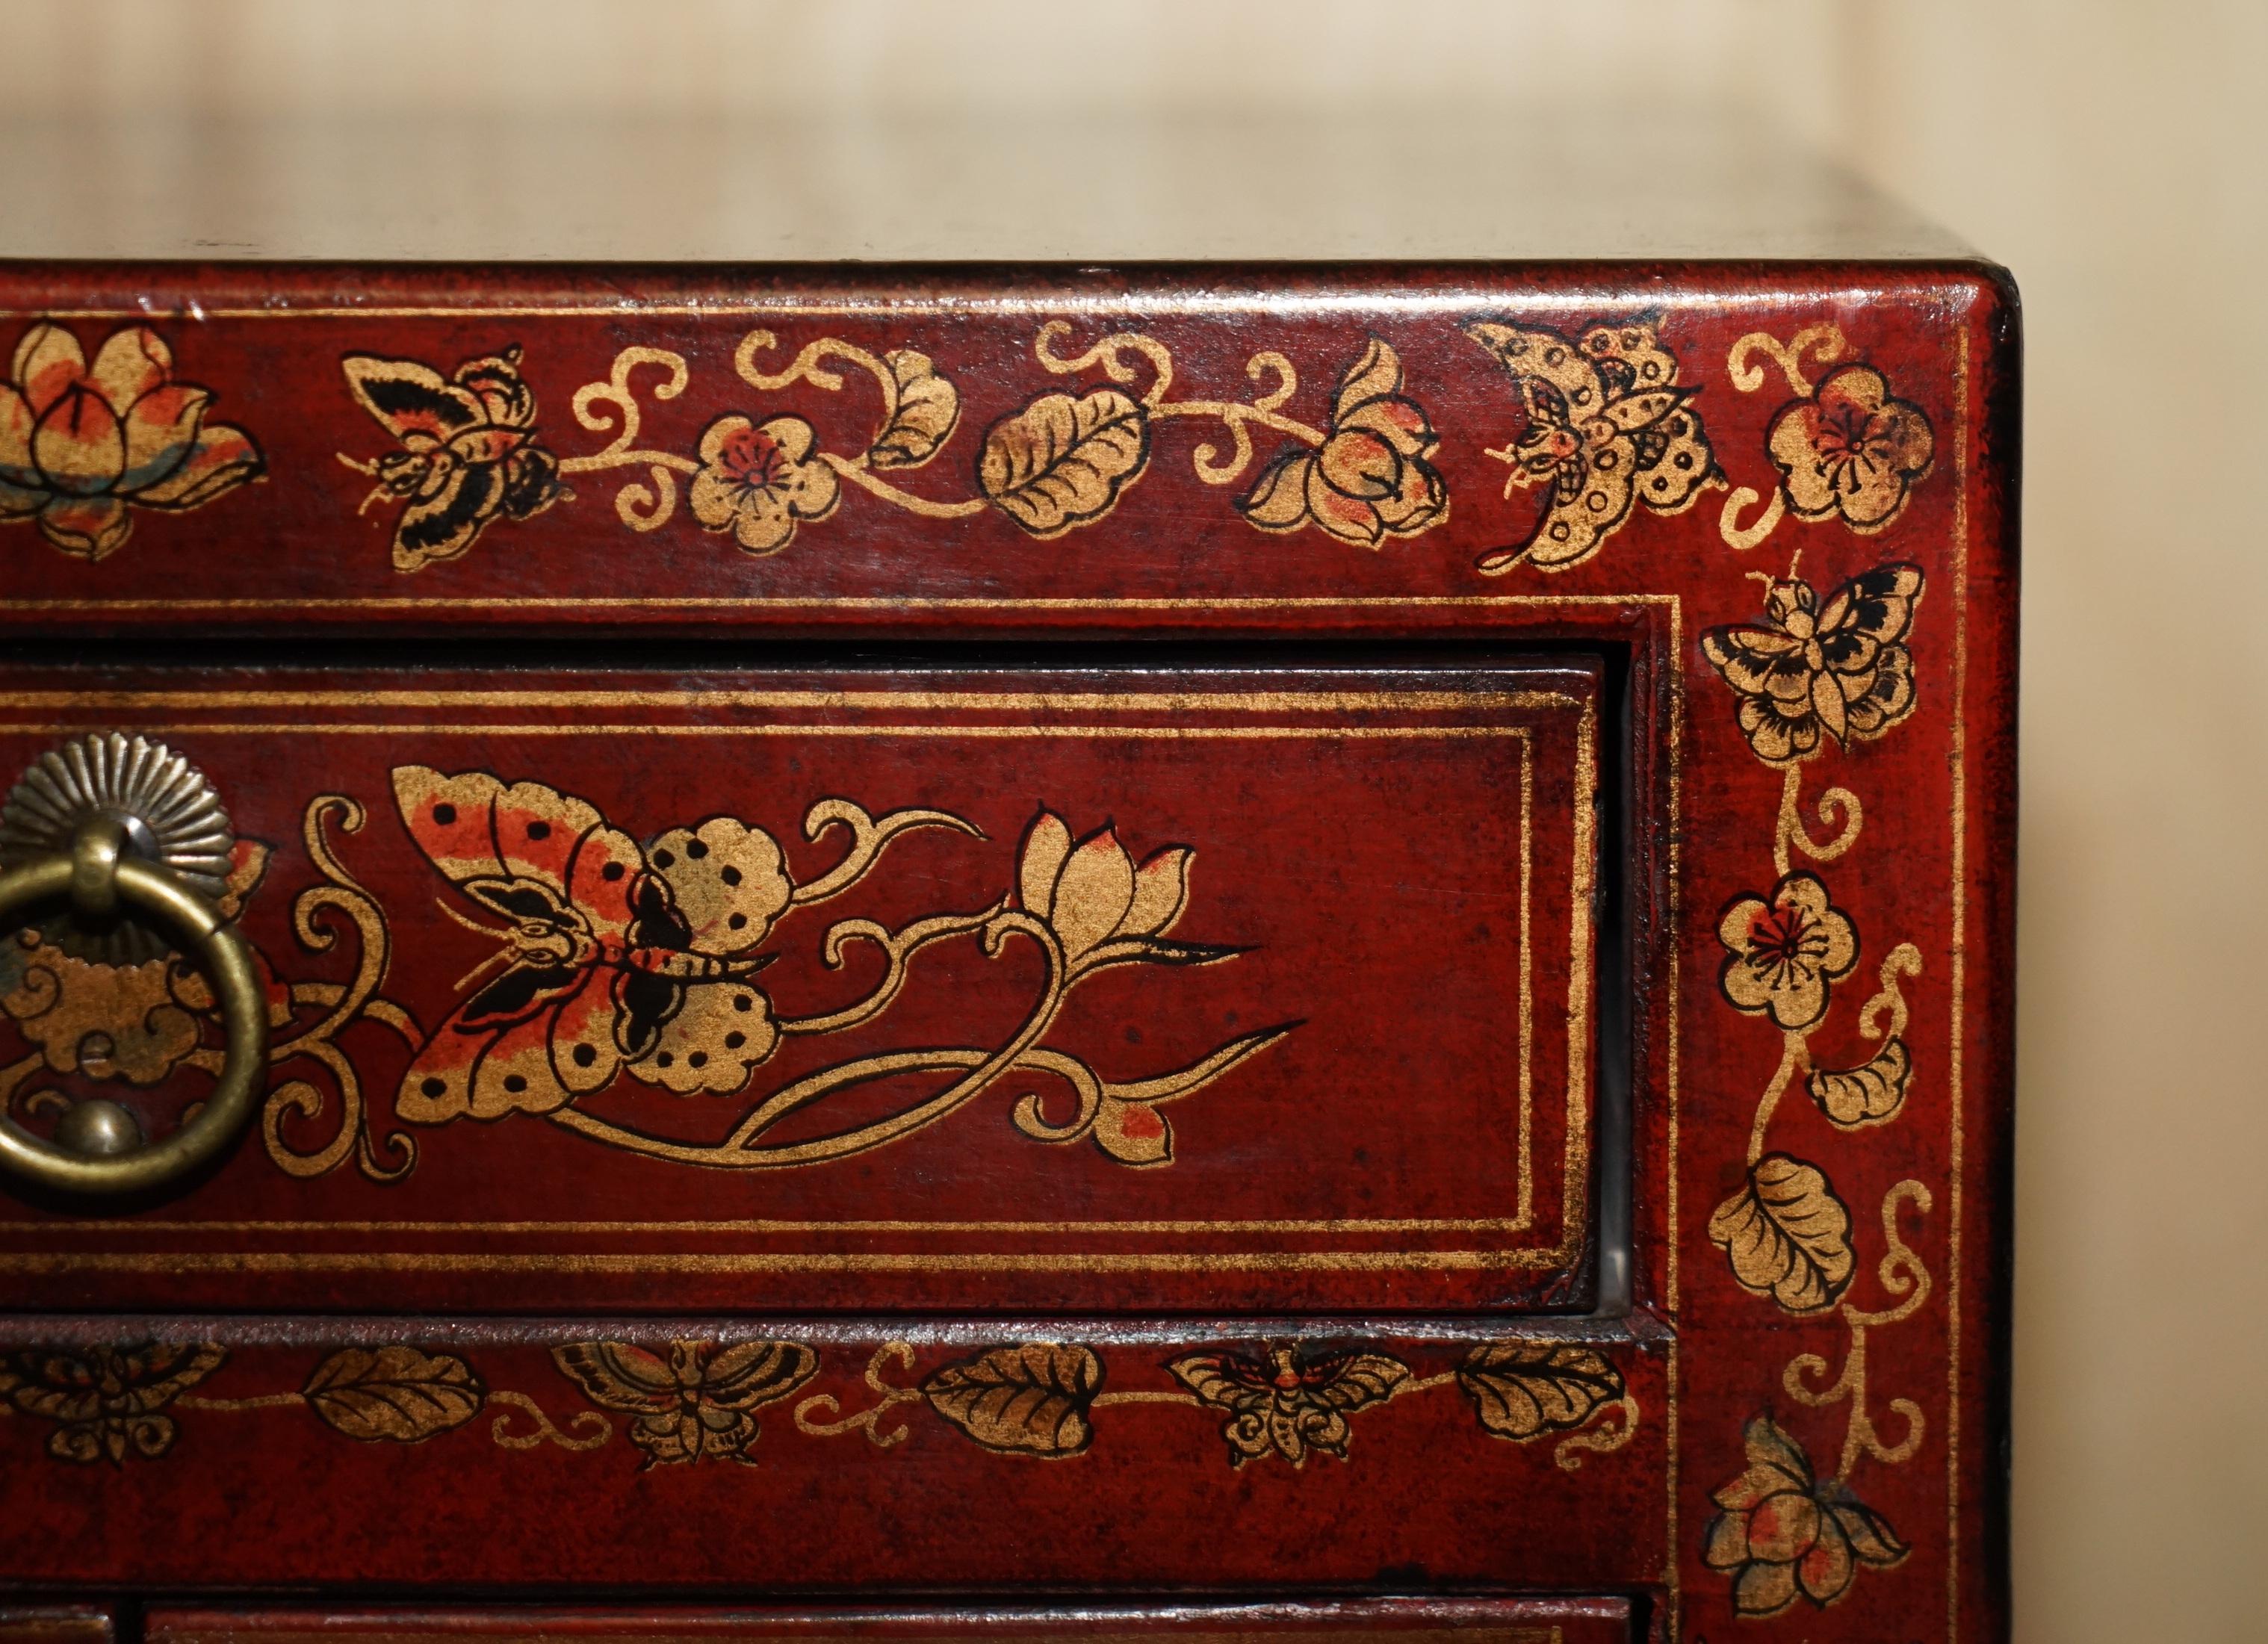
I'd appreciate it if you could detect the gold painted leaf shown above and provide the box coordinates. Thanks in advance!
[923,1341,1103,1457]
[1708,1153,1855,1315]
[1457,1341,1625,1441]
[869,349,960,469]
[978,388,1149,537]
[1807,1037,1912,1128]
[303,1345,486,1442]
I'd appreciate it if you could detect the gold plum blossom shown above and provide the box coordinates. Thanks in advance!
[1767,363,1934,533]
[1717,871,1859,1031]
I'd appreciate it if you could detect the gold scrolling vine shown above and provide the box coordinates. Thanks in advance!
[337,324,1449,571]
[1697,538,1936,1622]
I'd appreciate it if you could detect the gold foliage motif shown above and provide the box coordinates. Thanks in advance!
[1808,1037,1912,1129]
[1236,339,1446,548]
[303,1346,486,1443]
[1455,1341,1626,1442]
[978,388,1150,537]
[1709,1153,1856,1315]
[867,350,961,469]
[921,1342,1103,1458]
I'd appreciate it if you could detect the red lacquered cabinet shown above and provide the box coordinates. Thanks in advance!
[0,174,2016,1642]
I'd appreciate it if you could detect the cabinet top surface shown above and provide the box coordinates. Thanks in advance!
[0,109,1976,264]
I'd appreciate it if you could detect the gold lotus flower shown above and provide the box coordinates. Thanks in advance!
[1015,808,1200,964]
[689,414,840,554]
[0,323,262,559]
[1239,339,1447,547]
[1717,872,1859,1031]
[1704,1414,1907,1616]
[1767,363,1935,533]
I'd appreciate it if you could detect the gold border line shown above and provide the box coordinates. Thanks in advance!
[158,1629,1564,1644]
[0,689,1585,713]
[0,593,1679,613]
[0,1249,1571,1275]
[1948,314,1972,1644]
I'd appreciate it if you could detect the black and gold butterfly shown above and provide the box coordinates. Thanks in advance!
[1467,318,1717,572]
[341,345,566,571]
[1702,562,1924,763]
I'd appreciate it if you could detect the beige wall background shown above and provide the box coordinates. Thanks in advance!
[7,1,2262,1637]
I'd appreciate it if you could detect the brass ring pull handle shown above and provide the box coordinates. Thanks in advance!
[0,815,267,1194]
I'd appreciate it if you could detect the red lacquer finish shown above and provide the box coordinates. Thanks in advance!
[0,260,2016,1644]
[146,1602,1640,1644]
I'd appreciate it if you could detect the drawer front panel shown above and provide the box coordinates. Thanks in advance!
[0,1318,1664,1592]
[145,1604,1640,1644]
[0,663,1598,1312]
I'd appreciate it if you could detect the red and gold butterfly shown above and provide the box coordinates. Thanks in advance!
[392,766,796,1123]
[341,346,565,571]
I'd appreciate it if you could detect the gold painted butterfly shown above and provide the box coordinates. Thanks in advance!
[551,1339,817,1468]
[1168,1342,1410,1468]
[1700,562,1925,763]
[341,346,566,571]
[1466,318,1717,571]
[392,766,795,1122]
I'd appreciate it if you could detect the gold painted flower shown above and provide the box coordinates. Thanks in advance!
[1704,1415,1907,1616]
[1017,807,1233,971]
[552,1339,817,1468]
[1767,363,1935,533]
[0,323,262,560]
[0,1341,227,1465]
[0,841,285,1086]
[1701,563,1924,764]
[689,414,840,555]
[1169,1342,1410,1468]
[1239,339,1447,547]
[1717,872,1859,1031]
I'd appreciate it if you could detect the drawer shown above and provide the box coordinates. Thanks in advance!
[145,1605,1643,1644]
[0,659,1599,1313]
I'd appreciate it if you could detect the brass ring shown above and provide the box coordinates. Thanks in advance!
[0,848,267,1194]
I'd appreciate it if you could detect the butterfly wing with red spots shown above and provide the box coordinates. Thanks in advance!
[391,766,650,1122]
